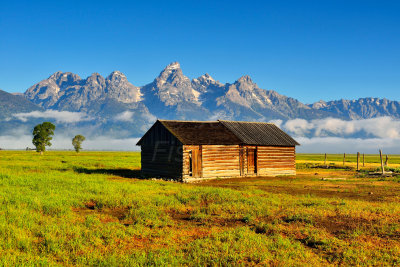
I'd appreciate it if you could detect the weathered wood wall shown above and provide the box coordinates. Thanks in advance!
[182,145,296,182]
[139,121,181,146]
[141,144,183,178]
[202,145,241,179]
[257,146,296,176]
[139,121,183,178]
[183,145,240,181]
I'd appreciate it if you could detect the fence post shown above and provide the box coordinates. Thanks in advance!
[363,153,365,167]
[324,153,327,167]
[343,153,346,166]
[357,152,360,171]
[380,149,385,175]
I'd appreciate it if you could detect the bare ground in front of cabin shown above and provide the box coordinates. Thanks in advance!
[197,168,400,203]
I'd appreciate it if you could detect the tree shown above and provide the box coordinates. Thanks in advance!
[32,122,56,154]
[72,135,86,153]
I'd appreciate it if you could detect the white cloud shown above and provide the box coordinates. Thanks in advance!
[114,111,134,122]
[13,110,92,123]
[114,111,157,124]
[296,137,400,154]
[283,117,400,139]
[283,118,314,135]
[0,134,33,150]
[1,116,400,153]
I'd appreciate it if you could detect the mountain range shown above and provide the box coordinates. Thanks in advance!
[1,62,400,138]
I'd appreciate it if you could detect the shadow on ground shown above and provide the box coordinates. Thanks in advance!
[73,167,142,179]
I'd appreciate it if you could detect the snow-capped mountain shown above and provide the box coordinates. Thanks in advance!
[25,70,142,111]
[1,62,399,138]
[141,62,210,120]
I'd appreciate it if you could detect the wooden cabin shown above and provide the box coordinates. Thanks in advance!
[136,120,299,182]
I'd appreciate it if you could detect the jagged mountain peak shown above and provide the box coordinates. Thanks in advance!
[236,75,254,84]
[49,71,64,79]
[311,100,327,109]
[158,62,182,76]
[24,70,142,109]
[86,73,105,86]
[157,62,182,78]
[88,72,103,78]
[191,74,224,96]
[156,62,190,87]
[308,97,400,119]
[165,61,181,70]
[194,73,215,83]
[107,70,126,79]
[48,71,81,84]
[232,75,259,93]
[20,63,400,134]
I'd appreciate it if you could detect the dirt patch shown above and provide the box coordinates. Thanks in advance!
[72,201,130,224]
[169,209,247,228]
[314,215,374,236]
[197,174,400,202]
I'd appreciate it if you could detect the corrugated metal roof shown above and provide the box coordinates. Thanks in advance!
[137,119,299,146]
[219,120,300,146]
[159,120,242,145]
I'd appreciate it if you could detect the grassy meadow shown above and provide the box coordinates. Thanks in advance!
[297,153,400,169]
[1,151,400,266]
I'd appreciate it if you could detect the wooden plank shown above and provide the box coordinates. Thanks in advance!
[247,148,256,174]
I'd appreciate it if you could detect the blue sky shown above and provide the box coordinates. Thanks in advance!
[1,0,399,103]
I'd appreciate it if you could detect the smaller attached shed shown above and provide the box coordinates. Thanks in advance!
[136,120,299,182]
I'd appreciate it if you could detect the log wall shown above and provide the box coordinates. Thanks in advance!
[141,144,183,179]
[257,146,296,176]
[139,121,181,146]
[182,145,296,182]
[183,145,241,181]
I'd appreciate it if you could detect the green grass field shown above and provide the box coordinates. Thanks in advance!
[297,153,400,165]
[1,151,400,266]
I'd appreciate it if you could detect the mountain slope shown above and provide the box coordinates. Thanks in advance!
[22,71,153,137]
[310,98,400,119]
[0,89,43,119]
[25,71,142,112]
[210,75,338,120]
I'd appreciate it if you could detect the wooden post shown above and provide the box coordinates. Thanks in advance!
[357,152,360,171]
[380,149,385,175]
[385,155,389,166]
[363,153,365,167]
[343,153,346,166]
[324,153,327,167]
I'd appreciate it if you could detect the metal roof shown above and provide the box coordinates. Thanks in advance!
[159,120,242,145]
[219,120,300,146]
[137,119,299,146]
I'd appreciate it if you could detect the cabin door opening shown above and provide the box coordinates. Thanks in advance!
[247,148,257,175]
[190,148,202,178]
[239,147,245,176]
